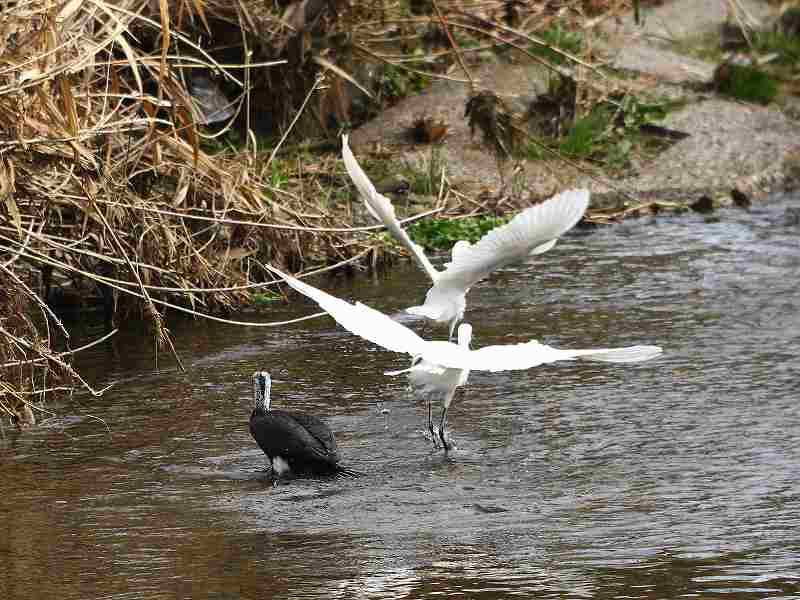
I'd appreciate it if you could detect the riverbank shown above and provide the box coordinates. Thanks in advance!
[350,0,800,215]
[2,0,799,424]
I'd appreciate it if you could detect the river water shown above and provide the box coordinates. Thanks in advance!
[2,196,799,599]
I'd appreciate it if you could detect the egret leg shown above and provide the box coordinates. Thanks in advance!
[427,397,439,447]
[438,406,450,452]
[448,320,457,342]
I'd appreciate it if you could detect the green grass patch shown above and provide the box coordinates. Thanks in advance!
[409,215,511,250]
[715,64,779,104]
[754,30,800,66]
[379,63,431,104]
[527,95,678,172]
[559,108,609,157]
[528,23,584,65]
[252,290,281,306]
[400,145,446,196]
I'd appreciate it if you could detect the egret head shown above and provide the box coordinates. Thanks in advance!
[457,323,472,348]
[252,371,272,413]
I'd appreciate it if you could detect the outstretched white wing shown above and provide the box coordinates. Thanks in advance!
[419,339,663,372]
[264,264,427,356]
[412,189,590,317]
[266,265,663,373]
[342,135,439,283]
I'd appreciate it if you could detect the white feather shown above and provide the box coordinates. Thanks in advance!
[264,265,426,356]
[342,135,439,283]
[342,135,591,333]
[265,265,663,374]
[406,189,590,330]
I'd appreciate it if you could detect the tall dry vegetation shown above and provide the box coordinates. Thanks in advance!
[0,0,620,425]
[0,0,389,422]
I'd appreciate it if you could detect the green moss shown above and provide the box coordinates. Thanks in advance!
[252,291,281,306]
[408,215,511,250]
[754,30,800,65]
[528,23,584,65]
[716,64,779,104]
[559,108,609,157]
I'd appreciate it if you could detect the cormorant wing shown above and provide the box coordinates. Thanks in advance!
[342,134,439,283]
[250,410,338,466]
[417,189,590,312]
[287,411,339,455]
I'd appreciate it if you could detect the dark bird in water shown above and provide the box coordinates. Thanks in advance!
[248,371,358,479]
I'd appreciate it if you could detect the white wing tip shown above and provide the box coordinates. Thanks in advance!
[551,188,590,205]
[406,305,443,320]
[384,366,412,376]
[581,345,663,363]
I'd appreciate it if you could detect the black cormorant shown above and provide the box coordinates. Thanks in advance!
[249,371,358,478]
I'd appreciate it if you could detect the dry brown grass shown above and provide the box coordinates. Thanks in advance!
[0,0,632,423]
[0,0,392,419]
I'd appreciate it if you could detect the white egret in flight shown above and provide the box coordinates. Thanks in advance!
[342,134,590,338]
[264,265,663,451]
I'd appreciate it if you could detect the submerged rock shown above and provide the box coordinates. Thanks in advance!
[690,195,715,214]
[731,187,751,209]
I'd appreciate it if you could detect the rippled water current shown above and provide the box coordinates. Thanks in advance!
[2,196,799,599]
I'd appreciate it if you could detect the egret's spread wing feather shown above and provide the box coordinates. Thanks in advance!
[530,238,557,255]
[419,340,662,372]
[574,345,664,363]
[434,188,590,295]
[265,264,428,356]
[342,135,439,282]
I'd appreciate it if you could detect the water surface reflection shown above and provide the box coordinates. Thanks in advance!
[1,196,799,599]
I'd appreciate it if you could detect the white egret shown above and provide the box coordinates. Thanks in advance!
[264,265,663,451]
[342,134,590,338]
[385,323,473,449]
[249,371,359,478]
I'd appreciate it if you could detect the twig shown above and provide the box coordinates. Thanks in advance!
[78,176,185,372]
[89,198,444,232]
[0,329,119,369]
[432,0,474,89]
[266,73,325,169]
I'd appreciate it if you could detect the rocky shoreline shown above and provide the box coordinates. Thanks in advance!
[350,0,800,214]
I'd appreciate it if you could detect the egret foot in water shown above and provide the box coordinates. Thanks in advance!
[438,404,453,452]
[426,397,441,448]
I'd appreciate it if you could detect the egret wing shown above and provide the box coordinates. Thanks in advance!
[426,189,590,300]
[265,264,428,356]
[342,135,439,282]
[419,340,662,372]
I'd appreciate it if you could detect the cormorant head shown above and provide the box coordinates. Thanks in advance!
[252,371,272,414]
